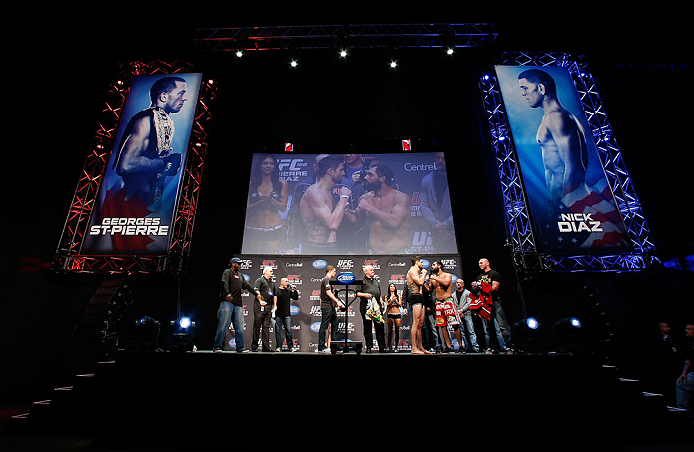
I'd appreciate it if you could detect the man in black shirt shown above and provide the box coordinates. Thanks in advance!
[472,258,515,354]
[214,257,261,353]
[317,265,343,354]
[253,266,277,352]
[275,277,299,352]
[357,264,386,353]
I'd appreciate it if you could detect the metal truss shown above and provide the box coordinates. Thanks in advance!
[479,51,655,273]
[193,23,497,52]
[51,60,215,274]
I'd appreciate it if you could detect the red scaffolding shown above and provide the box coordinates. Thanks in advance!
[51,60,216,274]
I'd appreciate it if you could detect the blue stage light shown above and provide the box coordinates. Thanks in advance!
[167,317,197,352]
[127,315,161,350]
[513,317,546,353]
[526,317,540,330]
[552,317,588,355]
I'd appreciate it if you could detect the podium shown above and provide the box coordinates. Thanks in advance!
[330,277,363,354]
[330,339,363,355]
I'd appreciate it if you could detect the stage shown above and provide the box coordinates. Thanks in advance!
[6,349,692,451]
[5,15,693,452]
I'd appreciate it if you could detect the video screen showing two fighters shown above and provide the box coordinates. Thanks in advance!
[241,152,459,256]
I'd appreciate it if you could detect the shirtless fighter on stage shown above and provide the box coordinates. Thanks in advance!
[407,256,431,355]
[428,261,463,353]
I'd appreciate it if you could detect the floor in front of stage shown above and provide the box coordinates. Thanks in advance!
[2,350,692,451]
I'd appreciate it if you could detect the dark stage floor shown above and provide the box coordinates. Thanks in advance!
[2,351,692,451]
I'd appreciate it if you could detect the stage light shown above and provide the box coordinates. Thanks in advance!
[446,47,454,55]
[339,49,348,58]
[236,50,243,58]
[513,317,547,354]
[552,317,588,355]
[290,59,298,68]
[390,61,398,69]
[126,315,161,351]
[166,316,197,353]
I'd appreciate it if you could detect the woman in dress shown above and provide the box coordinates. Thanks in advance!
[384,283,403,352]
[245,155,288,253]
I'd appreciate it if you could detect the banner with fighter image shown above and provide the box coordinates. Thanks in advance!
[241,152,459,256]
[222,254,463,352]
[495,66,631,254]
[81,73,202,255]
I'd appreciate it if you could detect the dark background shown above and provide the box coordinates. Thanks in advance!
[4,9,692,403]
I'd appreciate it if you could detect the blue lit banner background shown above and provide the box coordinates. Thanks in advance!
[81,73,202,255]
[241,152,460,256]
[495,66,631,253]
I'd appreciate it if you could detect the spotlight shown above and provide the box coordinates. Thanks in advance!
[390,61,398,69]
[126,316,161,351]
[446,47,454,55]
[290,59,298,68]
[339,49,348,58]
[552,317,587,355]
[236,50,243,58]
[166,316,197,353]
[526,317,540,330]
[513,317,547,354]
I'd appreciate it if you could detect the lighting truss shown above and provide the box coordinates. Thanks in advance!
[193,23,497,51]
[479,51,655,273]
[51,60,216,274]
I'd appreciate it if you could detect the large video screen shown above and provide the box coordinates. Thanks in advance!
[495,66,631,254]
[81,73,202,255]
[241,152,459,256]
